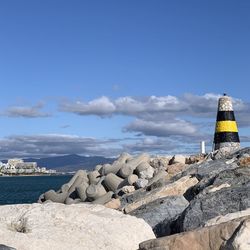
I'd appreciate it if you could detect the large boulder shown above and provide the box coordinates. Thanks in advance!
[139,215,250,250]
[122,176,198,213]
[129,196,189,237]
[0,203,155,250]
[186,166,250,201]
[179,177,250,232]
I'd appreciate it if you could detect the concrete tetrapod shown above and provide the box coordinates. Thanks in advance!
[65,197,82,205]
[88,170,101,184]
[76,182,89,201]
[92,191,114,205]
[103,173,124,192]
[44,190,68,203]
[86,184,107,201]
[100,153,131,175]
[118,174,139,189]
[67,170,88,187]
[94,164,103,172]
[60,184,70,193]
[67,175,86,195]
[118,153,150,178]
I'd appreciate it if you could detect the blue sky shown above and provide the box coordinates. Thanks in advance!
[0,1,250,158]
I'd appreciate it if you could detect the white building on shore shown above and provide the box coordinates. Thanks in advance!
[0,158,56,175]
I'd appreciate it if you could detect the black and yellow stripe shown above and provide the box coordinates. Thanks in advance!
[214,111,240,144]
[216,111,235,121]
[214,132,240,143]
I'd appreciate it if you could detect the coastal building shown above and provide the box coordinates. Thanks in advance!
[0,158,56,175]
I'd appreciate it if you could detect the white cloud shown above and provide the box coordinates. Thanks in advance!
[59,93,250,138]
[124,119,197,137]
[4,102,50,118]
[60,96,116,116]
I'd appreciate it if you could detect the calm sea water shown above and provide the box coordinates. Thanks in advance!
[0,175,72,205]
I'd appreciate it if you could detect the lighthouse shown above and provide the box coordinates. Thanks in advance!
[213,94,240,152]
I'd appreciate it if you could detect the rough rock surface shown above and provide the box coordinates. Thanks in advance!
[180,181,250,231]
[129,196,189,237]
[231,219,250,250]
[139,215,250,250]
[205,208,250,226]
[0,203,155,250]
[0,246,16,250]
[122,176,198,213]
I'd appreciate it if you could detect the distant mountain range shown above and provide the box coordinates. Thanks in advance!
[2,154,115,172]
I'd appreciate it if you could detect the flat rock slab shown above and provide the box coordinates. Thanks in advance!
[123,176,198,213]
[139,215,250,250]
[0,203,155,250]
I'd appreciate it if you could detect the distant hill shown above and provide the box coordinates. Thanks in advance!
[2,154,115,172]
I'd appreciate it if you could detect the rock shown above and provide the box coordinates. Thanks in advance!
[185,154,206,164]
[139,215,250,250]
[104,198,121,209]
[169,155,186,165]
[150,157,170,169]
[227,147,250,159]
[166,163,187,176]
[231,219,250,250]
[135,162,154,179]
[205,208,250,226]
[147,169,168,186]
[135,178,149,189]
[0,203,155,250]
[0,245,16,250]
[123,176,198,213]
[207,183,231,193]
[177,158,239,184]
[179,178,250,232]
[173,155,186,164]
[129,196,189,237]
[239,157,250,167]
[189,166,250,200]
[121,185,135,194]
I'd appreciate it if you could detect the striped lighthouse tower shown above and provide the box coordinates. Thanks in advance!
[213,94,240,151]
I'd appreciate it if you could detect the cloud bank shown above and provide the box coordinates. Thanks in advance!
[60,93,250,139]
[1,93,249,158]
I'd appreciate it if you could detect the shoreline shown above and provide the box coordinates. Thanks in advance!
[0,173,73,177]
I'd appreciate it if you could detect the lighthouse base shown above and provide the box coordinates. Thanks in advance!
[213,142,240,157]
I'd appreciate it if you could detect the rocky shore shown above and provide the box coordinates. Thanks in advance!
[1,148,250,249]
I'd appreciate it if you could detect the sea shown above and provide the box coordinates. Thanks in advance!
[0,175,72,205]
